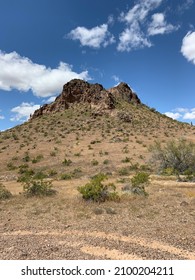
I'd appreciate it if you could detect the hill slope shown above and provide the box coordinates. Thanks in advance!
[0,79,194,180]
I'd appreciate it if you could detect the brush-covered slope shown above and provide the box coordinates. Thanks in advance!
[0,79,194,180]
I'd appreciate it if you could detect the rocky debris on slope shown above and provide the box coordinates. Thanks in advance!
[117,111,132,122]
[30,79,140,119]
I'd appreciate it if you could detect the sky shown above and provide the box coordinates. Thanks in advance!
[0,0,195,131]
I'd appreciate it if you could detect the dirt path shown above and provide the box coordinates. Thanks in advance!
[1,229,195,260]
[0,178,194,260]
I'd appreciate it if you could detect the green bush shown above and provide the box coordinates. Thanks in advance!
[33,171,47,180]
[91,159,99,166]
[149,139,195,174]
[118,167,130,176]
[61,173,72,180]
[48,170,58,177]
[17,167,35,182]
[0,183,12,200]
[62,158,72,166]
[32,154,43,163]
[23,152,30,162]
[78,173,119,202]
[121,157,131,163]
[23,179,56,197]
[7,162,17,170]
[130,172,149,196]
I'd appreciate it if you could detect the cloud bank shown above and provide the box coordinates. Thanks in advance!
[0,50,90,97]
[67,0,179,52]
[164,108,195,122]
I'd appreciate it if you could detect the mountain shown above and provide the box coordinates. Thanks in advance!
[0,78,194,181]
[30,79,140,119]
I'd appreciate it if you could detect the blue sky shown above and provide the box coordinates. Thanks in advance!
[0,0,195,130]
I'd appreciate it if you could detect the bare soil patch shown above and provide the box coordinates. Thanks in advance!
[0,178,194,260]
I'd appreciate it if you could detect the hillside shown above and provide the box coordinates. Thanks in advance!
[0,79,194,180]
[0,79,195,260]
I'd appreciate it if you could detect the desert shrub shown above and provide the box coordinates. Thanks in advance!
[161,167,175,176]
[0,183,12,200]
[48,170,58,177]
[62,158,72,166]
[118,167,130,176]
[103,159,109,165]
[33,171,47,180]
[149,139,195,174]
[61,173,72,180]
[130,172,149,196]
[91,159,99,166]
[71,168,82,178]
[23,179,56,197]
[17,167,35,182]
[7,162,17,170]
[121,157,131,163]
[18,164,29,173]
[78,173,119,202]
[32,154,43,163]
[23,152,30,162]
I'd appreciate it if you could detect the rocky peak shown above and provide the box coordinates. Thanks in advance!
[30,79,141,119]
[109,82,141,104]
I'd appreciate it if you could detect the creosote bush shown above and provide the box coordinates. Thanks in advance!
[0,183,12,200]
[130,172,149,196]
[23,179,56,197]
[78,173,120,202]
[62,158,72,166]
[149,139,195,174]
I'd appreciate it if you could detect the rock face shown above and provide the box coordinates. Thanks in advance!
[31,79,140,119]
[109,82,141,104]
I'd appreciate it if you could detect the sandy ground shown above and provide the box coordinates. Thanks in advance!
[0,178,195,260]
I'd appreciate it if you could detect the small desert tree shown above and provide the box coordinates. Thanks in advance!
[149,139,195,174]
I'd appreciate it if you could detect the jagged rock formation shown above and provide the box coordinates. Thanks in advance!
[108,82,141,104]
[31,79,140,119]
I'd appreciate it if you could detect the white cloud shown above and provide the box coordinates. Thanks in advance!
[10,102,40,122]
[164,108,195,122]
[164,112,182,120]
[119,0,163,24]
[68,23,115,48]
[183,111,195,120]
[0,50,90,97]
[148,13,179,36]
[181,31,195,64]
[46,96,56,103]
[117,0,178,52]
[117,21,152,51]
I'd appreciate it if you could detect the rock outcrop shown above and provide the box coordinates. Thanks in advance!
[30,79,140,119]
[109,82,141,104]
